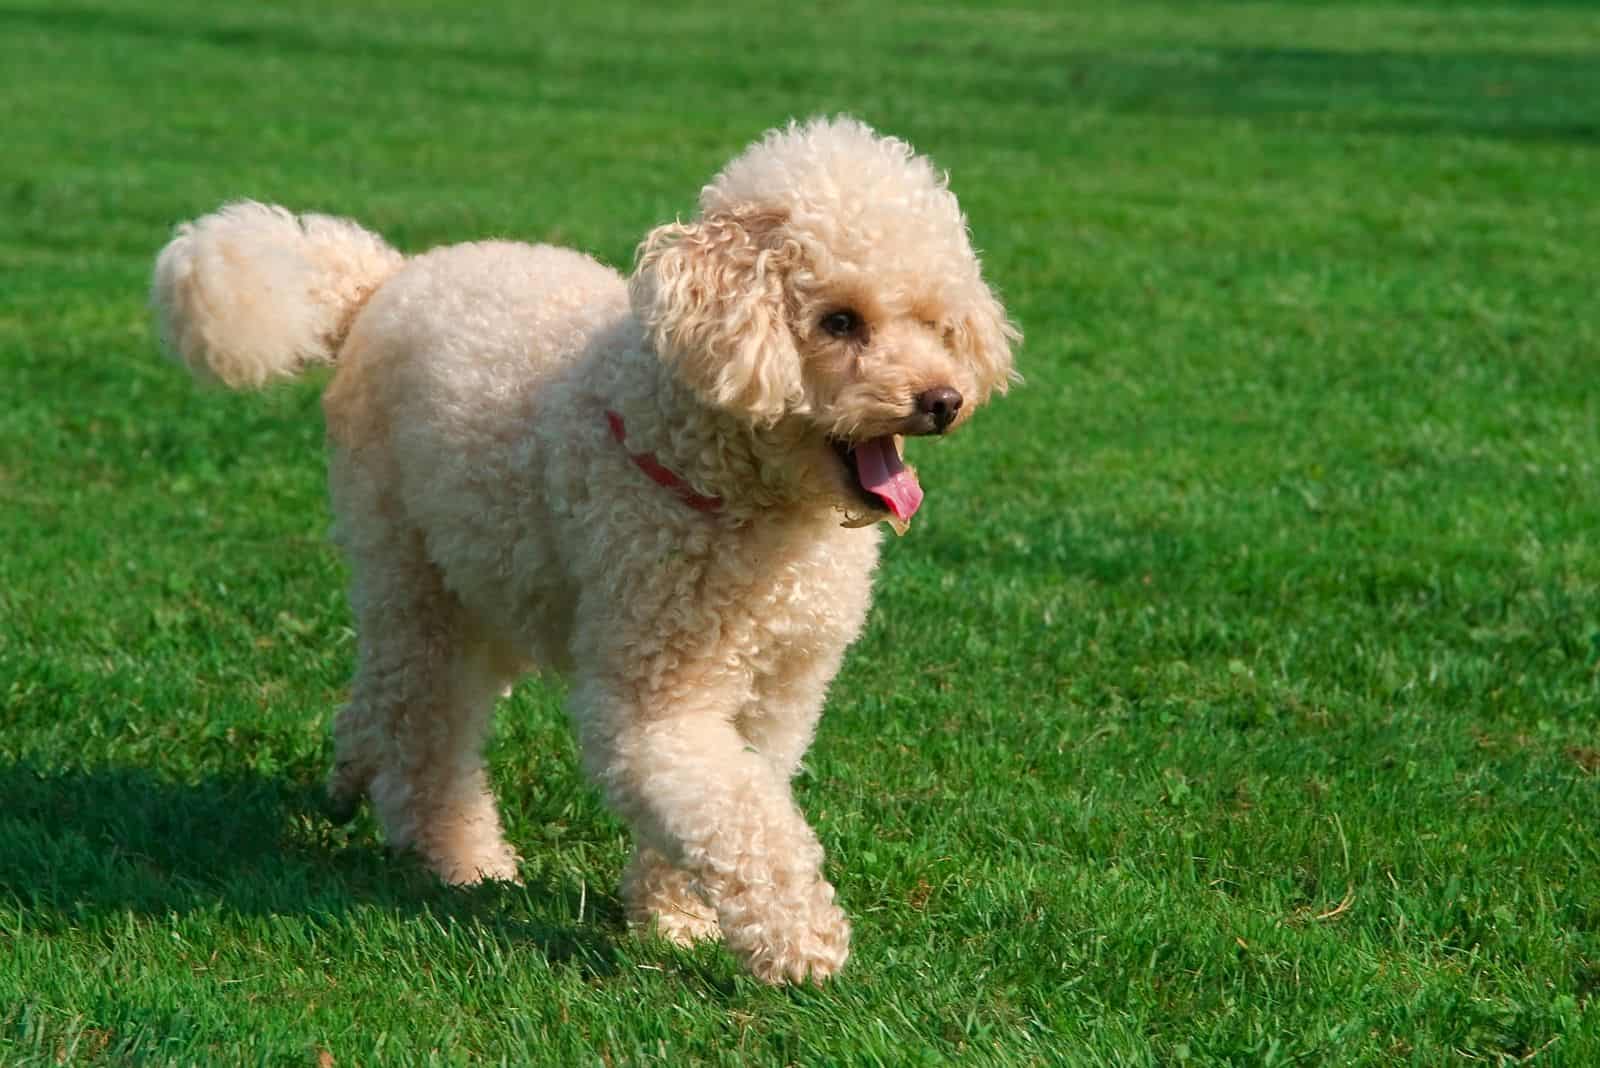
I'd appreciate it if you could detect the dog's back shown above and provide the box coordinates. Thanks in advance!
[154,206,635,664]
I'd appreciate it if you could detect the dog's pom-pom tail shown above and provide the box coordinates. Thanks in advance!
[151,201,404,389]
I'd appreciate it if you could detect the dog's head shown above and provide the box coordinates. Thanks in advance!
[629,116,1018,527]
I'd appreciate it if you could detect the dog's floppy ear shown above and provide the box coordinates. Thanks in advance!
[629,211,802,424]
[951,283,1022,403]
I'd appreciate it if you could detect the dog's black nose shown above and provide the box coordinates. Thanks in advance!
[916,387,963,433]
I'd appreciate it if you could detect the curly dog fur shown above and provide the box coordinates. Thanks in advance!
[151,116,1017,983]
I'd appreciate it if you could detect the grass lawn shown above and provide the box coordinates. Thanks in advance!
[3,0,1599,1063]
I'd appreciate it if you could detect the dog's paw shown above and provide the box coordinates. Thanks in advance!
[434,846,523,887]
[622,849,721,945]
[720,879,851,985]
[631,901,722,947]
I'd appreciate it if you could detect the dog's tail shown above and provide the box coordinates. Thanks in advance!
[151,201,405,389]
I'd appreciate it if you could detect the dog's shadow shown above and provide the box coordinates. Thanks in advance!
[0,762,622,977]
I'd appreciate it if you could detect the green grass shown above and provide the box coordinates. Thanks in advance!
[3,0,1598,1063]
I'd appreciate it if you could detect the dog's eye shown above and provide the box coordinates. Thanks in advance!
[819,310,862,338]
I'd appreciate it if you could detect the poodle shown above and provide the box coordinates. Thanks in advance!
[151,116,1018,984]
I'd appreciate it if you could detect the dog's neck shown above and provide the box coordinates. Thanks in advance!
[604,344,823,524]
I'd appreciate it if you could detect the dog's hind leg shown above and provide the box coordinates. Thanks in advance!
[326,691,379,823]
[332,522,522,884]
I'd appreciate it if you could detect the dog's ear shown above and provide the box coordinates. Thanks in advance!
[629,212,802,424]
[951,283,1022,403]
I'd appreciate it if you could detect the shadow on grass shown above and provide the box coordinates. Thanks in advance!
[0,762,622,977]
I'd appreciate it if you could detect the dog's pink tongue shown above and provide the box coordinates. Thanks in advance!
[854,437,923,521]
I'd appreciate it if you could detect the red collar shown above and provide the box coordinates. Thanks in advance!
[605,410,724,514]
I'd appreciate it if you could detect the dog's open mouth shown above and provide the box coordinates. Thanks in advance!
[830,436,924,527]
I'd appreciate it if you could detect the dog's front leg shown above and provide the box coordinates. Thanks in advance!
[571,676,849,984]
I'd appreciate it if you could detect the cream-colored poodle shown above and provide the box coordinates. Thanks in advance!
[151,116,1017,984]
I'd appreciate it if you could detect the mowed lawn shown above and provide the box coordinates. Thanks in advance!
[3,1,1598,1063]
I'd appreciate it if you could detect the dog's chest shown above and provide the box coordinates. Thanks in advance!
[730,524,879,665]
